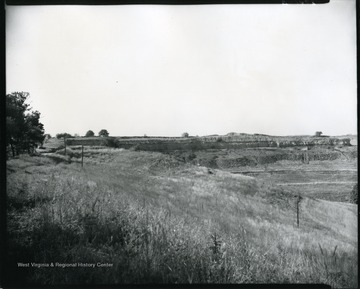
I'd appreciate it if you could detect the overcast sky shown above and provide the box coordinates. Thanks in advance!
[6,1,357,137]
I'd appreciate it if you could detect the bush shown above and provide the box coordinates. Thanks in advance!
[130,144,141,151]
[105,137,118,148]
[187,152,197,161]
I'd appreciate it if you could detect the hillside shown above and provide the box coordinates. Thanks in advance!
[65,134,353,151]
[42,135,358,203]
[6,148,358,286]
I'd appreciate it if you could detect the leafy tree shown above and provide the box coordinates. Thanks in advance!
[85,130,95,137]
[25,111,45,149]
[56,133,73,139]
[99,129,109,137]
[6,92,45,156]
[182,132,189,138]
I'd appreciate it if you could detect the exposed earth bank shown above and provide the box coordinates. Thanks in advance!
[47,133,358,203]
[65,134,357,168]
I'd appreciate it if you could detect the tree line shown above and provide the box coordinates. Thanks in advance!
[55,129,109,139]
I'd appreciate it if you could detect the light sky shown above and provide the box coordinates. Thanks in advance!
[6,1,357,137]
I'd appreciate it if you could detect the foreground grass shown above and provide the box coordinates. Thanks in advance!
[6,150,358,287]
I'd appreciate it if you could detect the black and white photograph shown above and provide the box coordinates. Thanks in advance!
[4,0,357,287]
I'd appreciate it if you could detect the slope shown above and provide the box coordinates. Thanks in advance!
[5,148,358,286]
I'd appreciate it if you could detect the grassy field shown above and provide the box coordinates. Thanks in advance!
[5,146,358,287]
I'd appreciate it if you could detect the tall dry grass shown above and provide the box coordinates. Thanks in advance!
[5,151,358,287]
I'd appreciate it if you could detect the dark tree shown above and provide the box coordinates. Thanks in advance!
[182,132,189,138]
[6,92,45,156]
[25,111,45,151]
[56,133,73,139]
[99,129,109,137]
[85,130,95,137]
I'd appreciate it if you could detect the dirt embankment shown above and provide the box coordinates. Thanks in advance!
[169,146,358,169]
[215,149,356,169]
[66,135,352,152]
[64,135,357,168]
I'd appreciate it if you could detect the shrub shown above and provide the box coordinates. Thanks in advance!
[187,152,197,161]
[105,137,118,148]
[130,144,141,151]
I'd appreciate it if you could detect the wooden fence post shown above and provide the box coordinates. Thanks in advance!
[64,137,67,156]
[296,194,302,228]
[81,145,84,167]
